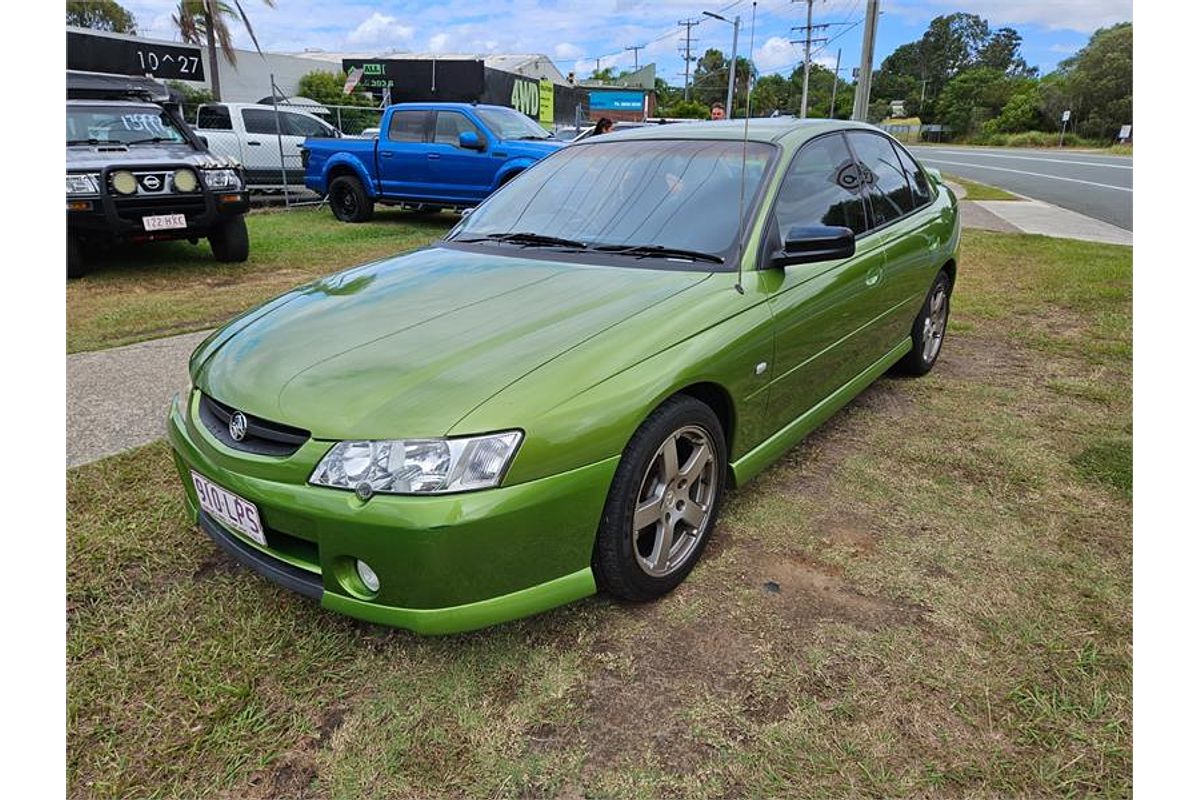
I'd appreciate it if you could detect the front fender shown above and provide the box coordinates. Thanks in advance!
[492,159,537,190]
[318,153,376,197]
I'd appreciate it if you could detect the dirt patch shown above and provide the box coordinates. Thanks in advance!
[317,707,346,747]
[192,551,237,581]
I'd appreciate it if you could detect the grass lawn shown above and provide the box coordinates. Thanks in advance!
[66,206,456,354]
[67,229,1132,799]
[944,174,1022,201]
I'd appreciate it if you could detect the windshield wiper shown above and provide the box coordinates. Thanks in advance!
[590,244,725,264]
[66,138,109,146]
[456,231,587,249]
[124,136,176,145]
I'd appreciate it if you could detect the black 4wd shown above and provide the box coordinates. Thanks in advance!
[66,72,251,278]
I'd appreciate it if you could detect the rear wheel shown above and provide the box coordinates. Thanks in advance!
[67,232,86,279]
[894,269,951,375]
[593,395,727,601]
[208,215,250,263]
[329,175,374,223]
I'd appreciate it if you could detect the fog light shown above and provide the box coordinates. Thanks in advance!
[173,168,198,192]
[355,559,380,593]
[111,170,137,195]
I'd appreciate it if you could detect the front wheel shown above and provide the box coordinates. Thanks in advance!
[593,395,727,601]
[67,232,86,279]
[894,269,951,376]
[208,215,250,263]
[329,175,374,223]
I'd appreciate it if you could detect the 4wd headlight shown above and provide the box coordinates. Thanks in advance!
[66,173,100,195]
[310,432,523,495]
[201,168,242,190]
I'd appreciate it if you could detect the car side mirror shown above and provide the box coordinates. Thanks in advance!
[770,225,855,268]
[459,131,484,150]
[197,135,209,148]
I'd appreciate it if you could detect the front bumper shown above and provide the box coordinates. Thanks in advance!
[67,187,248,241]
[167,391,617,635]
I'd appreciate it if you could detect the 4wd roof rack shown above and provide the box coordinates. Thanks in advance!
[66,70,180,105]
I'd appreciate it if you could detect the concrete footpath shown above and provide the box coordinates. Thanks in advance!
[64,190,1132,468]
[66,330,211,468]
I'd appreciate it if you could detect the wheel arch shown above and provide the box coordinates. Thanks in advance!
[323,156,374,197]
[942,257,957,291]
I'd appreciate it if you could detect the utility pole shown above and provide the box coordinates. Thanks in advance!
[852,0,880,121]
[625,44,645,70]
[678,19,700,101]
[790,0,829,119]
[829,47,842,117]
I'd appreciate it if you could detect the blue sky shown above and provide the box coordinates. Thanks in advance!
[123,0,1133,82]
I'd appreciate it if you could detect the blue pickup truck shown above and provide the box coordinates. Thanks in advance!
[303,103,564,222]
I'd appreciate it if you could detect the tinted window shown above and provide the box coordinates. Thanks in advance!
[196,105,231,130]
[774,133,869,236]
[433,111,482,147]
[848,131,915,226]
[241,108,282,135]
[387,110,427,142]
[893,142,933,207]
[284,111,332,138]
[452,139,774,261]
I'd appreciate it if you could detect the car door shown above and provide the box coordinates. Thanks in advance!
[845,130,938,349]
[760,131,885,433]
[377,109,432,199]
[427,110,497,202]
[239,107,301,186]
[281,111,335,184]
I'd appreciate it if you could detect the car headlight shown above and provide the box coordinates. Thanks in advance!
[66,173,100,195]
[201,168,242,190]
[310,432,523,496]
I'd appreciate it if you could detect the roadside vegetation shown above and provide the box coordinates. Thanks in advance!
[944,174,1020,201]
[67,229,1132,798]
[66,207,455,353]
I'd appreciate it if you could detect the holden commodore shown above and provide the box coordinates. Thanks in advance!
[167,119,960,634]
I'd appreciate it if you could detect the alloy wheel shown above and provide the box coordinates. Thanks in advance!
[631,425,717,577]
[922,284,948,363]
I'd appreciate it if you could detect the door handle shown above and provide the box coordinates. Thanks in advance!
[379,151,393,158]
[427,153,441,160]
[865,265,883,287]
[246,140,262,146]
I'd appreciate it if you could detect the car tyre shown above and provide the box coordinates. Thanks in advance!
[208,215,250,263]
[593,395,728,602]
[894,269,951,376]
[329,175,374,223]
[67,232,86,279]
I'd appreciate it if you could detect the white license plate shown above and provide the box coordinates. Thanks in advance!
[142,213,187,231]
[191,471,266,546]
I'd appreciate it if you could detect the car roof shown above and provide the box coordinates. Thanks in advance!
[68,99,163,109]
[386,102,512,113]
[588,117,880,145]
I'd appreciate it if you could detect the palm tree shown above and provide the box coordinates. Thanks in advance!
[173,0,276,101]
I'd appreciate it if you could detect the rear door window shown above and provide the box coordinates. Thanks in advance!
[387,110,428,143]
[197,105,232,130]
[847,131,915,227]
[773,133,870,237]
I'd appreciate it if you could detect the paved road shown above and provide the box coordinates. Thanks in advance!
[910,146,1132,231]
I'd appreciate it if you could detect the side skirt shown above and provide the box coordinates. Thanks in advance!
[729,337,913,487]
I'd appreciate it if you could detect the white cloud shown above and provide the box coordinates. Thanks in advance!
[429,32,449,52]
[347,13,415,48]
[554,42,584,59]
[753,36,796,74]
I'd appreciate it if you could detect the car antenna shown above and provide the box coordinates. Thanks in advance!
[733,1,758,295]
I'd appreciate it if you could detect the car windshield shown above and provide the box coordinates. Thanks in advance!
[67,105,189,145]
[474,106,554,140]
[450,138,774,262]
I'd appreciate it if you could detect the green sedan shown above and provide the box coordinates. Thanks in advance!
[168,119,960,634]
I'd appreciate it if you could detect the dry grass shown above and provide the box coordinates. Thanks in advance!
[67,229,1132,798]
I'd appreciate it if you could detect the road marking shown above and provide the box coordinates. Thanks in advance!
[921,158,1133,192]
[924,149,1133,169]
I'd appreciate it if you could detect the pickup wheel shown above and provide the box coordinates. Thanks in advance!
[593,395,727,602]
[67,232,86,279]
[208,215,250,263]
[329,176,374,223]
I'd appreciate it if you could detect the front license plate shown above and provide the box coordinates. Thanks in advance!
[191,471,266,546]
[142,213,187,231]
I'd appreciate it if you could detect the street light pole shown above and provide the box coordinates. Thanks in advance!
[704,10,740,118]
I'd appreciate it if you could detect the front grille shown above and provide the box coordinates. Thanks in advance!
[113,193,206,224]
[198,393,310,457]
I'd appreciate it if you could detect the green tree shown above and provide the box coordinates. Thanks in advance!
[67,0,136,33]
[663,100,709,119]
[935,67,1014,135]
[1057,22,1132,139]
[691,49,755,114]
[297,70,379,134]
[173,0,276,101]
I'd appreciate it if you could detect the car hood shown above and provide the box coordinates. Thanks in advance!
[66,142,238,169]
[193,245,711,439]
